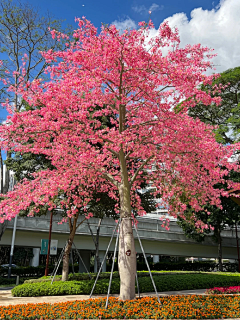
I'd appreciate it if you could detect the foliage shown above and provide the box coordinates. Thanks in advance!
[4,151,55,183]
[0,276,33,286]
[145,261,238,272]
[178,67,240,267]
[0,18,234,226]
[188,66,240,144]
[12,272,240,297]
[1,17,239,298]
[177,178,240,243]
[25,270,208,283]
[0,265,55,277]
[0,277,16,286]
[13,261,237,282]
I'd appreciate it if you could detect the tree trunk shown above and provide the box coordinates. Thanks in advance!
[62,237,74,281]
[3,151,11,193]
[217,231,223,272]
[62,216,78,281]
[118,183,136,300]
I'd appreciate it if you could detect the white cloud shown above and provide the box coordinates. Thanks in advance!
[112,0,239,74]
[132,3,163,15]
[111,17,137,33]
[161,0,240,73]
[132,5,146,14]
[149,3,163,12]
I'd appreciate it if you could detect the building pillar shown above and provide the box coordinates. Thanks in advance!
[153,254,159,264]
[31,248,40,267]
[78,250,91,273]
[94,250,106,273]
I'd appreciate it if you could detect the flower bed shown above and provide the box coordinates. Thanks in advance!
[206,285,240,294]
[1,295,240,319]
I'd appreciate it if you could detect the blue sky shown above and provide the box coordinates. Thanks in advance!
[6,0,239,75]
[29,0,216,30]
[0,0,240,126]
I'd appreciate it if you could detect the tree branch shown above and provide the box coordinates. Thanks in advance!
[87,220,96,246]
[130,155,154,187]
[76,217,86,229]
[100,168,119,187]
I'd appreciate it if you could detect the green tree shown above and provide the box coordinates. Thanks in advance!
[178,66,240,270]
[188,66,240,144]
[178,185,240,271]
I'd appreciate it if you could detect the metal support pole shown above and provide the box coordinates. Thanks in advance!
[133,223,161,305]
[136,273,140,298]
[136,255,140,298]
[8,214,17,278]
[51,242,67,284]
[72,242,92,279]
[45,211,53,276]
[51,244,66,278]
[106,220,120,309]
[8,176,16,279]
[89,219,120,298]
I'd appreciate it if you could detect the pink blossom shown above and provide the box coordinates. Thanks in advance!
[0,17,238,231]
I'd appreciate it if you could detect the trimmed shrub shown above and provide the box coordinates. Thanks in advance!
[24,270,196,284]
[12,272,240,297]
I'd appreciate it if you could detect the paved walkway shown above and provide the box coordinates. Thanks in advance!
[0,288,207,306]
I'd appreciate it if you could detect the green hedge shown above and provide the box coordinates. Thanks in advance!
[0,277,16,286]
[0,276,35,286]
[12,272,240,297]
[24,272,114,283]
[0,266,55,277]
[105,261,238,272]
[25,271,200,284]
[1,261,237,278]
[0,264,84,278]
[138,261,238,272]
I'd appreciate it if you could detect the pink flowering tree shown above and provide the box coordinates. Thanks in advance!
[0,18,237,300]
